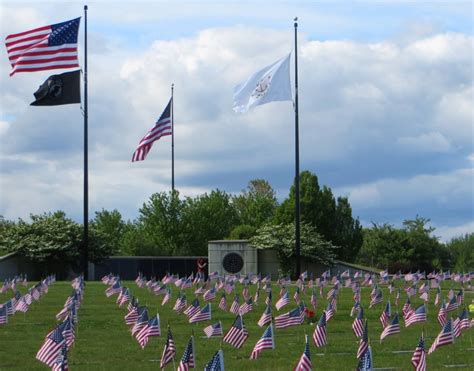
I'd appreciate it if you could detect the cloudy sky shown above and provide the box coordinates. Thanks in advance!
[0,1,472,241]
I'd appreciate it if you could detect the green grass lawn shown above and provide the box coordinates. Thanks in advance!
[0,280,473,370]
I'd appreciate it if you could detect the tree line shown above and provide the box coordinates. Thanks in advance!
[1,170,472,275]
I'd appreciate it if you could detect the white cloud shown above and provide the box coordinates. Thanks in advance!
[0,120,10,137]
[434,221,474,242]
[336,168,473,211]
[397,132,452,153]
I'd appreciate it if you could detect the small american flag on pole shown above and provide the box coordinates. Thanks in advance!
[177,336,195,371]
[249,323,274,360]
[257,304,272,327]
[428,319,454,354]
[411,334,426,371]
[380,313,400,341]
[204,321,224,338]
[160,326,177,369]
[136,314,160,349]
[312,311,327,347]
[294,335,312,371]
[189,303,211,323]
[352,307,365,338]
[405,304,427,327]
[223,315,249,348]
[356,320,369,359]
[36,325,66,367]
[5,18,80,76]
[275,306,305,329]
[132,98,172,162]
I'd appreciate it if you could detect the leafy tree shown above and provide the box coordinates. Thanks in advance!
[90,209,125,257]
[0,216,17,255]
[447,233,474,271]
[333,197,364,261]
[275,170,363,261]
[358,217,445,272]
[3,211,82,276]
[229,224,257,240]
[118,221,157,256]
[250,222,336,277]
[233,179,278,230]
[183,190,239,255]
[138,190,186,255]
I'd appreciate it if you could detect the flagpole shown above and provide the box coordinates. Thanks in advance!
[83,5,89,280]
[171,83,175,192]
[293,17,301,279]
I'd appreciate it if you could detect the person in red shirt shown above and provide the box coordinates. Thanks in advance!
[197,258,207,280]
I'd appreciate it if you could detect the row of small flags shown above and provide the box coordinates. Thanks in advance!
[0,275,55,325]
[0,274,28,293]
[35,275,84,370]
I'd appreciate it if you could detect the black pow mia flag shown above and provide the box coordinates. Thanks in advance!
[30,70,81,106]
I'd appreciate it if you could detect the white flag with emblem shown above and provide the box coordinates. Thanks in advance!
[233,53,292,113]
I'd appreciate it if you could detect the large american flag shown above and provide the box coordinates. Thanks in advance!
[223,315,249,348]
[428,319,454,354]
[178,336,195,371]
[312,311,327,347]
[5,18,80,76]
[132,98,172,162]
[160,327,177,369]
[411,335,426,371]
[294,335,312,371]
[250,323,274,360]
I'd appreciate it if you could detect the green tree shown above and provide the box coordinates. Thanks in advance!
[0,216,17,255]
[250,222,336,277]
[233,179,278,230]
[183,190,239,255]
[333,197,364,262]
[275,170,363,261]
[3,211,82,276]
[358,217,445,272]
[118,221,157,256]
[90,209,125,257]
[446,233,474,271]
[138,190,186,255]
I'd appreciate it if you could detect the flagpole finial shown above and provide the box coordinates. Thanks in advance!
[84,5,88,10]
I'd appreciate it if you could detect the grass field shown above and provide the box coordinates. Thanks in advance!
[0,279,473,370]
